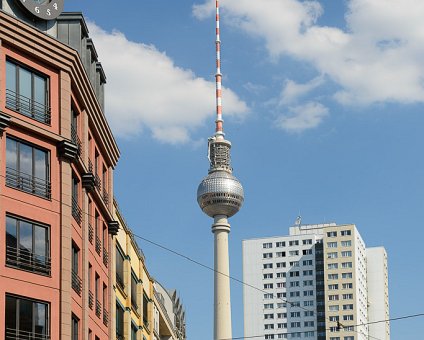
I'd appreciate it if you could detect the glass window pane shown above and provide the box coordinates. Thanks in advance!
[34,149,47,181]
[19,143,33,176]
[6,138,18,171]
[6,61,16,92]
[19,221,33,253]
[34,226,47,259]
[5,295,17,330]
[6,216,17,249]
[19,67,32,99]
[34,302,47,335]
[18,298,33,333]
[33,74,46,106]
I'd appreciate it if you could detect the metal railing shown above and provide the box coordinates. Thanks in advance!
[5,88,51,125]
[103,188,109,205]
[5,327,50,340]
[6,167,51,199]
[72,270,82,296]
[71,124,82,156]
[88,223,94,244]
[94,173,101,192]
[6,245,51,276]
[88,290,94,310]
[95,236,101,255]
[72,196,82,225]
[95,300,102,318]
[103,308,109,326]
[103,247,108,267]
[88,158,93,173]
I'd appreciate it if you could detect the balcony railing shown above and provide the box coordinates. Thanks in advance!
[88,223,94,244]
[88,290,94,310]
[103,247,108,267]
[95,236,101,255]
[95,300,102,318]
[88,158,93,173]
[5,88,51,125]
[6,167,51,199]
[94,173,101,192]
[72,270,82,296]
[103,188,109,205]
[71,124,82,156]
[5,327,50,340]
[6,245,51,276]
[103,308,109,326]
[72,196,82,225]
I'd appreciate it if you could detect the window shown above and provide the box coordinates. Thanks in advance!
[303,260,313,266]
[131,323,138,340]
[302,239,312,245]
[88,263,93,309]
[327,252,338,259]
[341,251,352,257]
[289,271,299,277]
[264,283,273,289]
[329,316,339,322]
[276,272,286,278]
[304,321,314,327]
[291,322,301,328]
[95,212,101,255]
[72,314,79,340]
[264,273,273,279]
[263,242,272,248]
[289,281,299,287]
[304,311,314,317]
[289,250,299,256]
[303,280,313,286]
[303,249,312,255]
[276,262,286,268]
[328,284,339,290]
[6,215,50,275]
[342,283,353,289]
[143,293,149,326]
[263,252,273,259]
[329,305,339,311]
[6,137,50,198]
[344,337,354,340]
[328,263,338,270]
[289,291,300,297]
[343,294,353,300]
[6,59,50,124]
[289,240,299,246]
[289,261,299,267]
[327,242,337,248]
[342,262,353,268]
[327,231,337,237]
[276,293,286,298]
[290,312,300,317]
[303,270,313,276]
[343,315,354,321]
[277,313,287,319]
[328,294,339,301]
[343,304,354,310]
[72,243,82,295]
[264,263,273,269]
[95,273,101,317]
[276,252,286,257]
[304,290,314,296]
[264,293,273,299]
[264,304,274,309]
[304,300,314,307]
[305,331,315,337]
[342,272,353,279]
[72,175,82,224]
[341,230,351,236]
[264,324,274,329]
[103,284,108,326]
[116,302,125,340]
[341,240,352,247]
[265,335,274,339]
[276,241,285,247]
[116,246,125,291]
[5,294,49,339]
[264,313,274,319]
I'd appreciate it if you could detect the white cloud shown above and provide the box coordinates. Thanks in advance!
[279,76,324,105]
[88,23,248,144]
[194,0,424,105]
[276,102,329,132]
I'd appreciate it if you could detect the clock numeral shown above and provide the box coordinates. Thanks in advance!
[53,3,58,10]
[46,9,51,16]
[34,6,40,13]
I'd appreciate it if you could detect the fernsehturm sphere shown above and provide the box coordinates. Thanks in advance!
[196,1,244,339]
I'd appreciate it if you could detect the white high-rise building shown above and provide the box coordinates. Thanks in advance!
[242,223,390,340]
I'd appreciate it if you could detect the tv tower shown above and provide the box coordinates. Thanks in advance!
[197,1,244,339]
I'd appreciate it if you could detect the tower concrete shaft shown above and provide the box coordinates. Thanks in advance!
[213,215,232,340]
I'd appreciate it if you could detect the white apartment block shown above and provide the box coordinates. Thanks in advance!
[242,223,390,340]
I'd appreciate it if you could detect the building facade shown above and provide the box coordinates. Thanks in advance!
[0,2,120,339]
[243,223,390,340]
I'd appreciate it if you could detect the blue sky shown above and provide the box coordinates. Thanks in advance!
[65,1,424,338]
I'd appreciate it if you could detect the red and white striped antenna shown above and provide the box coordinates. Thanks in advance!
[215,0,224,137]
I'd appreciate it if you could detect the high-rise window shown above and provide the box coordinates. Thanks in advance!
[131,323,138,340]
[131,271,139,311]
[116,246,125,291]
[71,314,79,340]
[72,175,82,225]
[143,293,149,327]
[71,243,81,296]
[116,302,125,340]
[5,294,49,339]
[6,215,50,275]
[6,59,50,124]
[6,137,50,198]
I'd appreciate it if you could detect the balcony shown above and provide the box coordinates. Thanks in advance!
[103,308,109,326]
[95,236,101,255]
[72,270,82,296]
[103,188,109,205]
[5,328,50,340]
[72,196,82,225]
[103,248,108,267]
[88,223,94,244]
[5,88,51,125]
[94,173,101,192]
[71,124,82,156]
[95,300,102,318]
[6,167,51,199]
[6,245,51,276]
[88,290,94,310]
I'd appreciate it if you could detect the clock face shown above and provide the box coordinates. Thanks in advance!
[18,0,64,20]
